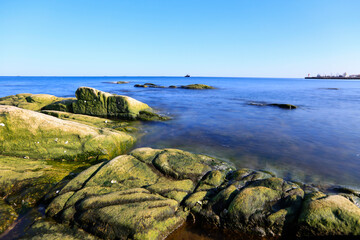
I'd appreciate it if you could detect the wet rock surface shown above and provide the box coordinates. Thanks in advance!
[248,101,298,109]
[40,148,360,239]
[180,84,215,89]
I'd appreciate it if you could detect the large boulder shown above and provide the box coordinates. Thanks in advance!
[72,87,165,120]
[297,192,360,236]
[0,105,134,160]
[44,148,233,240]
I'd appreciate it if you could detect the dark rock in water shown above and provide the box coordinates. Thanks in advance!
[134,84,148,88]
[248,101,297,110]
[269,103,297,109]
[42,148,360,239]
[181,84,215,89]
[169,85,177,88]
[319,88,339,90]
[185,75,190,77]
[135,83,166,88]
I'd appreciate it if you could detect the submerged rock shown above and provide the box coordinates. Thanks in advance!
[134,83,166,88]
[0,105,134,160]
[248,101,297,109]
[180,84,215,89]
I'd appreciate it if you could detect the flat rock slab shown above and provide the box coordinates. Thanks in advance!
[0,105,134,160]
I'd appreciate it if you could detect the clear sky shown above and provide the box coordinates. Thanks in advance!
[0,0,359,77]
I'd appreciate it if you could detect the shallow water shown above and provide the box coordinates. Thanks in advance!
[1,76,360,188]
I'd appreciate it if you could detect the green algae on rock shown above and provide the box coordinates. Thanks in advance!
[44,148,233,240]
[15,147,360,239]
[0,93,74,111]
[180,84,215,89]
[0,199,17,234]
[0,105,134,160]
[297,192,360,236]
[72,87,167,120]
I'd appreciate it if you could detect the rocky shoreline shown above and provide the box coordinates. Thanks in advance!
[0,87,359,239]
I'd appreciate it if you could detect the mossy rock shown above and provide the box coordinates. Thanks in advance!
[83,155,160,189]
[41,110,136,131]
[180,84,215,89]
[42,99,76,112]
[146,178,194,202]
[19,220,99,240]
[0,155,90,213]
[116,81,129,84]
[0,93,72,111]
[152,149,212,181]
[297,192,360,236]
[226,177,304,236]
[0,105,134,160]
[0,199,17,234]
[73,87,156,120]
[43,148,233,240]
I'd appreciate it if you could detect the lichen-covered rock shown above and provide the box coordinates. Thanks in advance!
[72,87,162,120]
[41,148,360,239]
[42,99,76,112]
[180,84,215,89]
[0,199,17,234]
[44,148,232,240]
[41,110,136,131]
[0,105,134,160]
[0,155,91,213]
[0,93,72,111]
[297,192,360,236]
[19,220,99,240]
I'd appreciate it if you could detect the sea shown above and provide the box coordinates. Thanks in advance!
[1,76,360,189]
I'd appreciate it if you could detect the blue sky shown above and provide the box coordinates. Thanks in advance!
[0,0,359,77]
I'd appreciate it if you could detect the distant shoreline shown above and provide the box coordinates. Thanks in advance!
[305,77,360,80]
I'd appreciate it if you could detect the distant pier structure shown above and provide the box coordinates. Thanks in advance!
[305,72,360,79]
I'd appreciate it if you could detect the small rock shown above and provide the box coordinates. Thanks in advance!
[0,123,5,127]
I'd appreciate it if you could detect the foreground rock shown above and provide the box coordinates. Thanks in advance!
[0,105,134,160]
[43,148,360,239]
[44,148,233,240]
[180,84,215,89]
[0,155,94,235]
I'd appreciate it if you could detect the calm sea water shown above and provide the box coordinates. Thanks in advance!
[1,76,360,188]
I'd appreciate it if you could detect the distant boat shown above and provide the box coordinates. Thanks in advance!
[184,74,190,77]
